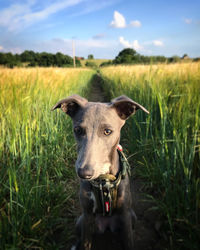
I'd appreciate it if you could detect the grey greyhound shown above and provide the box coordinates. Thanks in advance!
[52,95,149,250]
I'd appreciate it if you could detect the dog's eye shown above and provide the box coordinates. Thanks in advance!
[74,126,84,136]
[104,128,112,136]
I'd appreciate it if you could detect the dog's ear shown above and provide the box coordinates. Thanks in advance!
[110,95,149,120]
[51,94,88,117]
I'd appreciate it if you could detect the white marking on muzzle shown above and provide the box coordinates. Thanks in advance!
[100,163,111,175]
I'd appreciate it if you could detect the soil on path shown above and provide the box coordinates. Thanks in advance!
[87,74,162,250]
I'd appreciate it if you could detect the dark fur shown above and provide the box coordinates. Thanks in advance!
[52,95,149,250]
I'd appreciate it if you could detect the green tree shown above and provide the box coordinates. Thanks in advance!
[182,54,188,58]
[113,48,139,64]
[0,52,20,67]
[0,53,6,64]
[118,48,137,57]
[75,57,81,67]
[85,61,97,68]
[55,52,64,67]
[88,54,94,59]
[21,50,35,62]
[100,60,113,67]
[168,55,181,63]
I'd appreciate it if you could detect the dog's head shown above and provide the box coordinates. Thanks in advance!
[52,95,149,180]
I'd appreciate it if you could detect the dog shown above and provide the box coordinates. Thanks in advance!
[52,95,149,250]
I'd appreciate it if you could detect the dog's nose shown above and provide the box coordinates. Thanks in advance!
[78,167,94,179]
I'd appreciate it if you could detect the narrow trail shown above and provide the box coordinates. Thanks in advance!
[88,74,161,250]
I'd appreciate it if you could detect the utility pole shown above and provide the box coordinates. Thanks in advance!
[72,40,76,68]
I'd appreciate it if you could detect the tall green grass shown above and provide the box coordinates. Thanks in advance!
[100,63,200,249]
[0,67,95,249]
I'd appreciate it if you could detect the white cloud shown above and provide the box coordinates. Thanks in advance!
[70,0,118,17]
[0,45,4,51]
[0,0,84,32]
[110,11,142,29]
[143,39,164,47]
[110,11,126,28]
[119,36,131,47]
[133,40,143,51]
[184,18,192,24]
[0,2,32,29]
[119,37,143,51]
[153,40,164,47]
[130,20,141,27]
[22,0,83,23]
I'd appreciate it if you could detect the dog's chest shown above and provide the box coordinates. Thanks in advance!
[95,214,120,233]
[90,191,120,233]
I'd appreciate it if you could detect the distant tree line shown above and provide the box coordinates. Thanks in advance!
[100,48,199,67]
[0,49,199,68]
[0,50,81,68]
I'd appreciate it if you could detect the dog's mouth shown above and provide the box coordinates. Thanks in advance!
[83,172,112,181]
[78,174,93,180]
[82,175,93,180]
[77,163,111,181]
[79,174,99,181]
[78,173,104,181]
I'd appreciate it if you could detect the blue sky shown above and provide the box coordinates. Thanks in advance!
[0,0,199,59]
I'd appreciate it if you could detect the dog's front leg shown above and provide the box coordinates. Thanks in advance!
[80,213,95,250]
[120,210,134,250]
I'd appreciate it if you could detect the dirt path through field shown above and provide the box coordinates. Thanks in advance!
[88,73,161,250]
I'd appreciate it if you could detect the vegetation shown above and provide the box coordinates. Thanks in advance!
[1,48,198,69]
[0,67,95,249]
[100,62,200,250]
[99,60,113,67]
[88,54,94,59]
[100,48,198,66]
[0,50,81,68]
[0,60,199,249]
[80,58,110,67]
[85,61,98,69]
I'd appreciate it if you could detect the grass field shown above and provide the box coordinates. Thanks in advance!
[0,67,95,249]
[80,59,110,67]
[100,62,200,249]
[0,63,199,249]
